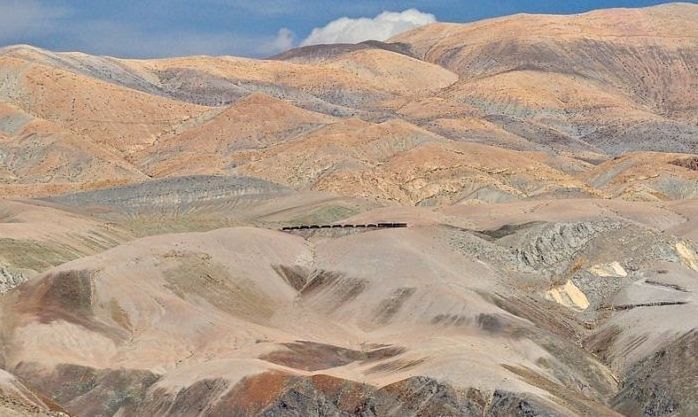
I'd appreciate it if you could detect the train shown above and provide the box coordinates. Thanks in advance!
[281,222,407,231]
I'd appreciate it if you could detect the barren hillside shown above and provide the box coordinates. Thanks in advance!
[0,3,696,417]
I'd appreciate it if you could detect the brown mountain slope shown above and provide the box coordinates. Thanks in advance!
[0,102,147,197]
[0,370,69,416]
[138,93,336,177]
[392,3,697,101]
[0,47,209,153]
[391,3,698,154]
[112,48,457,113]
[583,152,698,200]
[0,226,618,416]
[0,3,695,201]
[232,118,599,205]
[0,176,380,295]
[1,193,697,416]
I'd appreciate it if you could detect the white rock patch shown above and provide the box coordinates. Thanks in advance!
[676,242,698,272]
[588,261,627,277]
[545,280,590,310]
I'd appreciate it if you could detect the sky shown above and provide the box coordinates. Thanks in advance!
[0,0,691,58]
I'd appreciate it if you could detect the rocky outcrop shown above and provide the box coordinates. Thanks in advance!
[513,222,620,272]
[612,330,698,417]
[14,364,159,417]
[0,265,27,293]
[46,175,292,214]
[129,372,612,417]
[0,369,71,417]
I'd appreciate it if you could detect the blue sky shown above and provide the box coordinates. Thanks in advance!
[0,0,691,57]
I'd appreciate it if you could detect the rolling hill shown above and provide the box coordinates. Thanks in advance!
[0,3,696,417]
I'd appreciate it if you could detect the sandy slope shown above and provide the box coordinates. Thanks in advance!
[0,4,695,200]
[0,195,695,415]
[392,2,698,152]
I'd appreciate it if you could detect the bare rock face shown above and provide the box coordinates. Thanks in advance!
[14,364,159,417]
[46,175,293,214]
[0,265,27,293]
[0,369,71,417]
[612,330,698,417]
[128,372,594,417]
[512,221,619,272]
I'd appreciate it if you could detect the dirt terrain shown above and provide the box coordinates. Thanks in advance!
[0,177,696,417]
[0,3,696,202]
[0,3,696,417]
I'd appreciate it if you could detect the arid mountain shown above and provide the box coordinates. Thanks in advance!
[0,4,697,203]
[0,3,696,417]
[391,3,698,153]
[138,93,337,177]
[1,181,697,416]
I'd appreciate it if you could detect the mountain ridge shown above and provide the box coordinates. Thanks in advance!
[2,5,697,202]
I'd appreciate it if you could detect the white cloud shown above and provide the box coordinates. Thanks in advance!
[0,2,435,58]
[259,27,296,55]
[301,9,436,46]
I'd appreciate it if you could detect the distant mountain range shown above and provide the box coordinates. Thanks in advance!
[0,2,696,203]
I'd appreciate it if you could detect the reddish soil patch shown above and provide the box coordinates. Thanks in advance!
[260,340,405,371]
